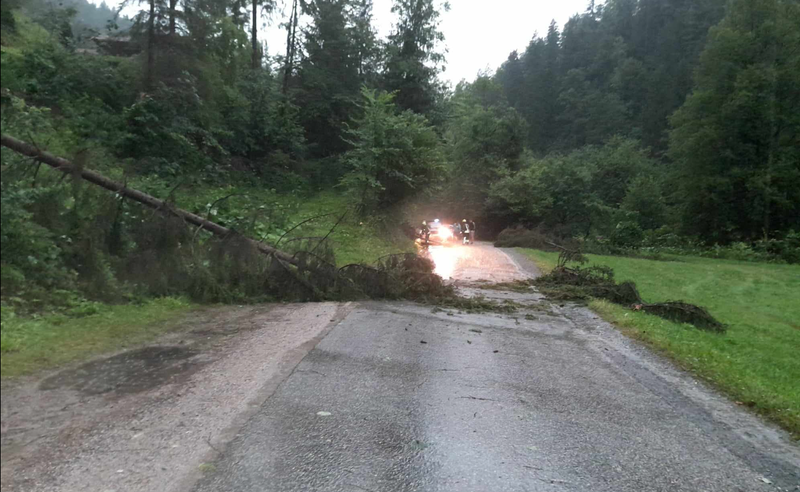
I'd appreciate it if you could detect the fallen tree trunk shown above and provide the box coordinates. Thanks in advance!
[1,134,299,266]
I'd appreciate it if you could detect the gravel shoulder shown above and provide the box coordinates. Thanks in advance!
[1,302,352,492]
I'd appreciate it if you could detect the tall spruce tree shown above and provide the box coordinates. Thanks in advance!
[294,0,375,157]
[383,0,447,115]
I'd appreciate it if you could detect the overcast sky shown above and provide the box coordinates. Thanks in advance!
[441,0,588,83]
[104,0,591,86]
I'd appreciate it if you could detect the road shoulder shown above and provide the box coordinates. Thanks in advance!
[499,246,543,278]
[1,302,352,492]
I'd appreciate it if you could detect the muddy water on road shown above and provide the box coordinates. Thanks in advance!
[38,346,203,396]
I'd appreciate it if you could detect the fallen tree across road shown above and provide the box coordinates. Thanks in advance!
[1,133,300,266]
[1,134,455,302]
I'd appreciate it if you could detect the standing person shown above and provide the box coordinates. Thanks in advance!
[461,219,470,245]
[420,220,430,243]
[468,219,476,244]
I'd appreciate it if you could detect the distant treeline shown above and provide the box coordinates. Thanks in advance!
[452,0,799,246]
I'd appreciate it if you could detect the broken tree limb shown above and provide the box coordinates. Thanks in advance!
[0,133,299,266]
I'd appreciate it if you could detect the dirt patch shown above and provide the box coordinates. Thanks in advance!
[39,346,204,396]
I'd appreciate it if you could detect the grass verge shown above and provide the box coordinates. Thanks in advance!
[519,248,800,440]
[1,297,194,378]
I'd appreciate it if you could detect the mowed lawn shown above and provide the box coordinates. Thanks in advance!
[520,249,800,440]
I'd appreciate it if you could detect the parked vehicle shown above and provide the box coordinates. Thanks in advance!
[425,219,453,245]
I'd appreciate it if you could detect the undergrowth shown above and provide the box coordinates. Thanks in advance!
[495,226,799,264]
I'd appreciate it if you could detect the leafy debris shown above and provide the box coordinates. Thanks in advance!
[535,247,726,332]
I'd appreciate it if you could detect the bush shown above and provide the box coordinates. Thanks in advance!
[120,73,224,175]
[486,138,663,239]
[610,221,644,248]
[637,238,797,264]
[641,226,687,248]
[754,231,800,264]
[621,175,666,231]
[0,183,79,304]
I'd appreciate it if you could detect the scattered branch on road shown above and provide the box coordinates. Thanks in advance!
[457,396,497,402]
[429,294,521,314]
[204,436,223,455]
[296,369,328,377]
[343,483,378,492]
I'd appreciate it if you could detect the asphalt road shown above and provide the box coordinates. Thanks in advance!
[193,243,800,492]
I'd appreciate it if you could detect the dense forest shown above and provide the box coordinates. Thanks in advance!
[486,0,800,245]
[1,0,799,312]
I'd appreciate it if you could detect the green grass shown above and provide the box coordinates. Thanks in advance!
[519,249,800,439]
[1,297,194,378]
[284,192,415,266]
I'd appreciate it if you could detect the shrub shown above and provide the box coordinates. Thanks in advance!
[642,226,687,248]
[754,231,800,264]
[610,221,644,248]
[120,73,227,175]
[0,183,78,302]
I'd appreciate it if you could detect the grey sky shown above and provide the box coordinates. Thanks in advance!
[437,0,588,84]
[103,0,591,85]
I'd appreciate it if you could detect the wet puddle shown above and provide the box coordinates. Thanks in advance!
[39,346,203,396]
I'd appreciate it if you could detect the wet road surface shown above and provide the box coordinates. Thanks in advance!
[426,242,529,282]
[193,243,800,492]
